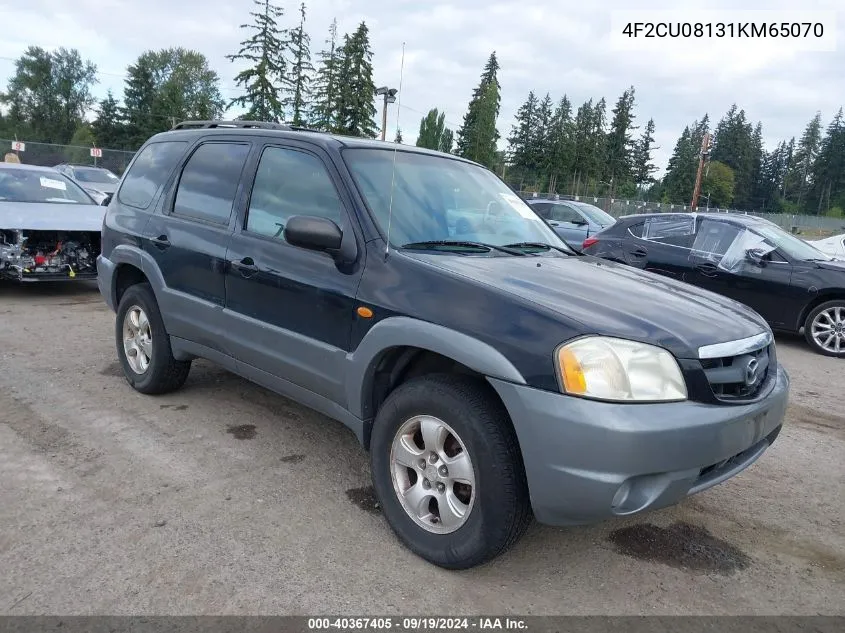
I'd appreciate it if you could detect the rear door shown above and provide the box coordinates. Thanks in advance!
[222,141,365,404]
[142,139,253,351]
[622,214,696,279]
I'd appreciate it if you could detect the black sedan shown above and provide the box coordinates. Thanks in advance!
[582,211,845,357]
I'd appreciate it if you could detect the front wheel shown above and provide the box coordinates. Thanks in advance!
[804,300,845,357]
[370,374,532,569]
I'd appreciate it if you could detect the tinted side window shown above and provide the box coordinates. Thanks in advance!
[550,204,582,223]
[627,222,645,238]
[118,141,188,209]
[172,142,250,225]
[642,215,695,248]
[531,202,551,219]
[690,219,743,264]
[245,146,343,241]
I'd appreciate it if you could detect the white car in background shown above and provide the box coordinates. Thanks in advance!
[807,234,845,260]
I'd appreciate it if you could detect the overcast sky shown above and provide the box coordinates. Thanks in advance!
[0,0,842,175]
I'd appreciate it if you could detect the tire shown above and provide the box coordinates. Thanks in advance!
[370,373,532,569]
[804,300,845,357]
[115,282,191,394]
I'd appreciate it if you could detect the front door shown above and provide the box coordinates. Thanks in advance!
[223,142,365,405]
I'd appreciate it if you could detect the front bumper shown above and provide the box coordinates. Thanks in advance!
[488,363,789,526]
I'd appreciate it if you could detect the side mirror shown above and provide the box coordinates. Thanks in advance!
[284,215,343,253]
[572,218,589,227]
[101,193,113,206]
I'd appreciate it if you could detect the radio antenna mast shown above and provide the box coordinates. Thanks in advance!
[384,42,406,260]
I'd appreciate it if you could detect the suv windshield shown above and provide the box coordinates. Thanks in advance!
[752,223,833,261]
[0,167,94,204]
[72,167,120,184]
[344,148,570,253]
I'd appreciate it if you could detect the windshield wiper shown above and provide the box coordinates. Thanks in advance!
[503,241,577,255]
[401,240,527,256]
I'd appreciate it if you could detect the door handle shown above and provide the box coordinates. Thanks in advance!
[151,235,170,249]
[231,257,259,276]
[630,247,647,257]
[695,263,719,277]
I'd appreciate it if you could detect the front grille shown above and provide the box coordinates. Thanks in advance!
[700,342,773,402]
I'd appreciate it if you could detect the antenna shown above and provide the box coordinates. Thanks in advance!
[384,42,406,259]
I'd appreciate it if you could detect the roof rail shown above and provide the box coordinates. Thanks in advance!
[171,120,292,131]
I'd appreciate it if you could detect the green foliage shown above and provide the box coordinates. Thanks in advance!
[633,118,658,185]
[416,108,453,152]
[285,2,314,126]
[394,128,403,144]
[827,206,844,218]
[660,115,709,205]
[808,108,845,215]
[605,86,637,184]
[92,90,125,148]
[333,22,377,137]
[226,0,288,123]
[66,124,95,163]
[702,160,735,207]
[309,18,340,131]
[123,48,225,147]
[0,46,97,144]
[456,52,501,168]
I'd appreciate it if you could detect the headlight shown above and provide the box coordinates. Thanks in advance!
[556,336,687,402]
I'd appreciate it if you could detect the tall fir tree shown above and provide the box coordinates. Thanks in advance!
[633,118,658,187]
[284,2,314,126]
[661,115,710,204]
[456,52,501,168]
[546,95,573,193]
[309,18,340,132]
[122,54,158,147]
[507,90,539,170]
[225,0,288,122]
[605,86,638,187]
[534,93,554,182]
[808,108,845,214]
[92,90,124,148]
[333,22,377,137]
[785,112,823,210]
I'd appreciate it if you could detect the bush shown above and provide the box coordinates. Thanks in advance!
[826,206,844,218]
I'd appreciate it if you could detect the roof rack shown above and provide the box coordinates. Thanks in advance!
[171,120,292,131]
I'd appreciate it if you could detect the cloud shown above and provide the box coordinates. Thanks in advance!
[0,0,842,179]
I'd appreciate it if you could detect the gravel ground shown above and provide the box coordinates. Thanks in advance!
[0,281,843,615]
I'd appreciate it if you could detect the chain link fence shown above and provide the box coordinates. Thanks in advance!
[2,139,137,176]
[517,191,845,237]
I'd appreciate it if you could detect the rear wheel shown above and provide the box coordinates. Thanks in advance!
[115,282,191,393]
[370,374,532,569]
[804,300,845,357]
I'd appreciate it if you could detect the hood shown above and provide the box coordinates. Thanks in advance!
[406,252,769,359]
[812,259,845,273]
[0,201,104,231]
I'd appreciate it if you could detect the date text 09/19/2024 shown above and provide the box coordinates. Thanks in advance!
[307,617,528,631]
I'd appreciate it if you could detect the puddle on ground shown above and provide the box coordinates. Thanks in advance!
[346,486,381,514]
[608,521,750,574]
[280,454,306,464]
[226,424,257,440]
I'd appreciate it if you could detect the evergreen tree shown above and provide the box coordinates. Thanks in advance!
[711,105,760,207]
[661,115,709,204]
[570,99,595,194]
[546,95,573,193]
[416,108,451,151]
[285,2,314,126]
[92,90,124,148]
[226,0,287,122]
[394,128,403,143]
[633,118,658,186]
[456,52,501,167]
[535,93,554,182]
[440,127,454,153]
[122,54,158,147]
[506,90,539,170]
[785,112,823,210]
[590,97,608,186]
[605,86,637,187]
[333,22,377,137]
[808,108,845,214]
[309,18,340,132]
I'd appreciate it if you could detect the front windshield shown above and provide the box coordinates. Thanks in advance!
[0,168,94,204]
[573,202,615,226]
[344,148,570,252]
[752,223,833,261]
[72,167,120,184]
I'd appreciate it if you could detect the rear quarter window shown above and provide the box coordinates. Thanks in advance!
[118,141,188,209]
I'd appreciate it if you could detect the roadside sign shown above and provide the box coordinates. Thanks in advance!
[11,141,25,152]
[90,147,102,158]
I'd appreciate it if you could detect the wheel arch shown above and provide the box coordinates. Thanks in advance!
[797,291,845,331]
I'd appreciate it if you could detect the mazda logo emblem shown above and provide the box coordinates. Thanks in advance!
[744,358,760,386]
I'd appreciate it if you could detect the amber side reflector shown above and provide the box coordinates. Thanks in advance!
[356,306,374,318]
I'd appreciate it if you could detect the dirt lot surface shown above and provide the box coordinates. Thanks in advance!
[1,281,843,615]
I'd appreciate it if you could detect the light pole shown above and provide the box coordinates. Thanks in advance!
[375,86,398,141]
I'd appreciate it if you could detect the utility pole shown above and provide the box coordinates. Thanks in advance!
[375,86,398,141]
[690,132,711,211]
